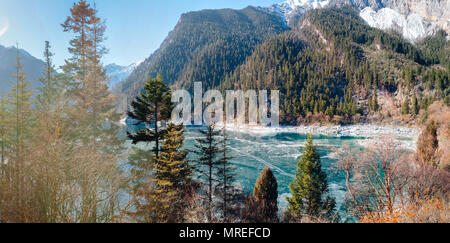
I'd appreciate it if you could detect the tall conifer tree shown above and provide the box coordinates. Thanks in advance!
[151,124,193,222]
[215,128,240,221]
[61,0,124,222]
[286,135,336,221]
[253,167,278,222]
[192,125,221,222]
[127,75,172,158]
[4,46,36,222]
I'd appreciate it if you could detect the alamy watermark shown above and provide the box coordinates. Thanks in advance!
[171,82,279,127]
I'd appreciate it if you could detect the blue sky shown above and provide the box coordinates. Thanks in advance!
[0,0,280,67]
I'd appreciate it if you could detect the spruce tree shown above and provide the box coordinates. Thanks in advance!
[402,98,410,115]
[4,46,36,221]
[0,95,7,177]
[286,135,336,222]
[37,41,59,108]
[253,167,278,222]
[412,94,419,116]
[215,127,239,222]
[192,124,221,222]
[151,124,193,222]
[372,87,379,112]
[30,41,74,222]
[126,76,172,222]
[127,75,172,158]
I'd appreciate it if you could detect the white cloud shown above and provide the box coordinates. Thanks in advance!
[0,17,10,38]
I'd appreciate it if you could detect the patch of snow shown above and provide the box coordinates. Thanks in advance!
[261,0,330,24]
[360,7,438,42]
[209,124,419,151]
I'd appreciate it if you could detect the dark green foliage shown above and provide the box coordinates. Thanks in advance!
[118,7,449,124]
[286,135,336,221]
[192,125,221,221]
[126,75,173,222]
[214,128,240,221]
[370,86,379,112]
[412,95,419,116]
[127,75,172,157]
[116,6,288,102]
[419,30,450,66]
[402,98,410,115]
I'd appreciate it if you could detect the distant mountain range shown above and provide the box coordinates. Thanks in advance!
[105,62,141,89]
[0,43,138,96]
[0,44,45,96]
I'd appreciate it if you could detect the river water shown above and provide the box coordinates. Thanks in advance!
[124,124,417,220]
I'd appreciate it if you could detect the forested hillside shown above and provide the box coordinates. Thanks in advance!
[117,7,449,125]
[114,6,288,108]
[222,8,449,124]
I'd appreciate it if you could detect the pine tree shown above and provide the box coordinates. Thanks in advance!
[127,75,172,158]
[371,87,379,112]
[4,45,36,222]
[37,41,59,107]
[252,167,278,222]
[412,94,419,116]
[127,146,156,222]
[126,76,172,222]
[402,98,410,115]
[214,127,239,222]
[286,135,336,222]
[31,41,70,222]
[151,124,193,222]
[0,95,7,177]
[192,124,221,222]
[61,0,124,222]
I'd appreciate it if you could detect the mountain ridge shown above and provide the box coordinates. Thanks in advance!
[261,0,449,42]
[0,44,45,96]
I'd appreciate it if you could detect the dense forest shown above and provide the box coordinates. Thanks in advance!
[114,6,289,110]
[223,8,449,124]
[0,1,448,223]
[118,7,449,125]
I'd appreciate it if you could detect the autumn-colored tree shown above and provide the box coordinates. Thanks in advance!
[252,167,278,222]
[361,198,449,223]
[30,41,70,222]
[0,95,7,178]
[61,0,124,222]
[415,121,439,167]
[0,46,37,222]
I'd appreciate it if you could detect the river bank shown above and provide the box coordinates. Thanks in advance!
[222,124,419,151]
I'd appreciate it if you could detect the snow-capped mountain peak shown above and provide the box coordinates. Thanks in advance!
[285,0,330,9]
[260,0,449,43]
[263,0,330,23]
[105,61,142,89]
